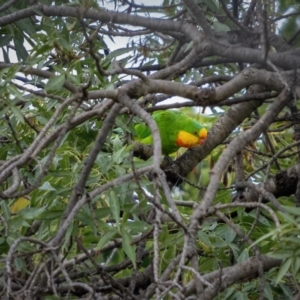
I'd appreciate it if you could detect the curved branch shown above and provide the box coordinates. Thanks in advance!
[184,255,281,298]
[0,4,200,44]
[209,40,300,70]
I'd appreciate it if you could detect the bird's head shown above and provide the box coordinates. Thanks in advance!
[198,128,208,144]
[176,127,208,149]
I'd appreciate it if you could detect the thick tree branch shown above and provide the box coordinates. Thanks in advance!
[184,255,281,298]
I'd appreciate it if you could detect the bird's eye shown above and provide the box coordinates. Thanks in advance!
[194,131,197,135]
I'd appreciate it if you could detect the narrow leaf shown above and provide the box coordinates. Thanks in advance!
[276,258,292,284]
[109,190,120,227]
[96,230,117,250]
[121,228,136,268]
[45,74,65,91]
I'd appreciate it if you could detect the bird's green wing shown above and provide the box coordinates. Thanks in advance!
[134,123,153,144]
[153,111,181,154]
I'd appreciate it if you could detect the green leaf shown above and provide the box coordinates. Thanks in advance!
[291,256,300,277]
[19,207,46,220]
[35,210,63,220]
[278,283,293,298]
[94,207,111,220]
[228,242,240,260]
[112,136,123,152]
[121,228,136,268]
[282,237,300,245]
[237,248,249,263]
[66,73,81,85]
[184,41,194,53]
[250,225,286,248]
[2,48,10,63]
[282,205,300,216]
[224,287,235,299]
[16,18,36,36]
[278,211,297,225]
[124,220,152,233]
[5,66,21,84]
[96,229,117,250]
[264,282,274,300]
[0,35,12,47]
[61,222,74,252]
[269,249,293,259]
[76,209,98,233]
[45,74,65,91]
[108,190,120,227]
[14,257,25,271]
[6,231,21,246]
[0,201,10,220]
[276,258,292,284]
[39,182,56,191]
[33,44,54,57]
[216,224,236,243]
[10,106,24,124]
[213,21,230,32]
[198,230,212,248]
[201,0,218,12]
[214,189,231,204]
[7,215,25,231]
[14,37,28,61]
[105,47,136,61]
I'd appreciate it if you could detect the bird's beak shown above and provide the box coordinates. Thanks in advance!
[198,128,207,144]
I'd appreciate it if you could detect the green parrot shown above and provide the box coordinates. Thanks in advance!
[135,110,208,155]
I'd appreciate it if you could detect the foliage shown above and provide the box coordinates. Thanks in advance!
[0,0,299,299]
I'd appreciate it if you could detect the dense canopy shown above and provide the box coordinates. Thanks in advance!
[0,0,299,299]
